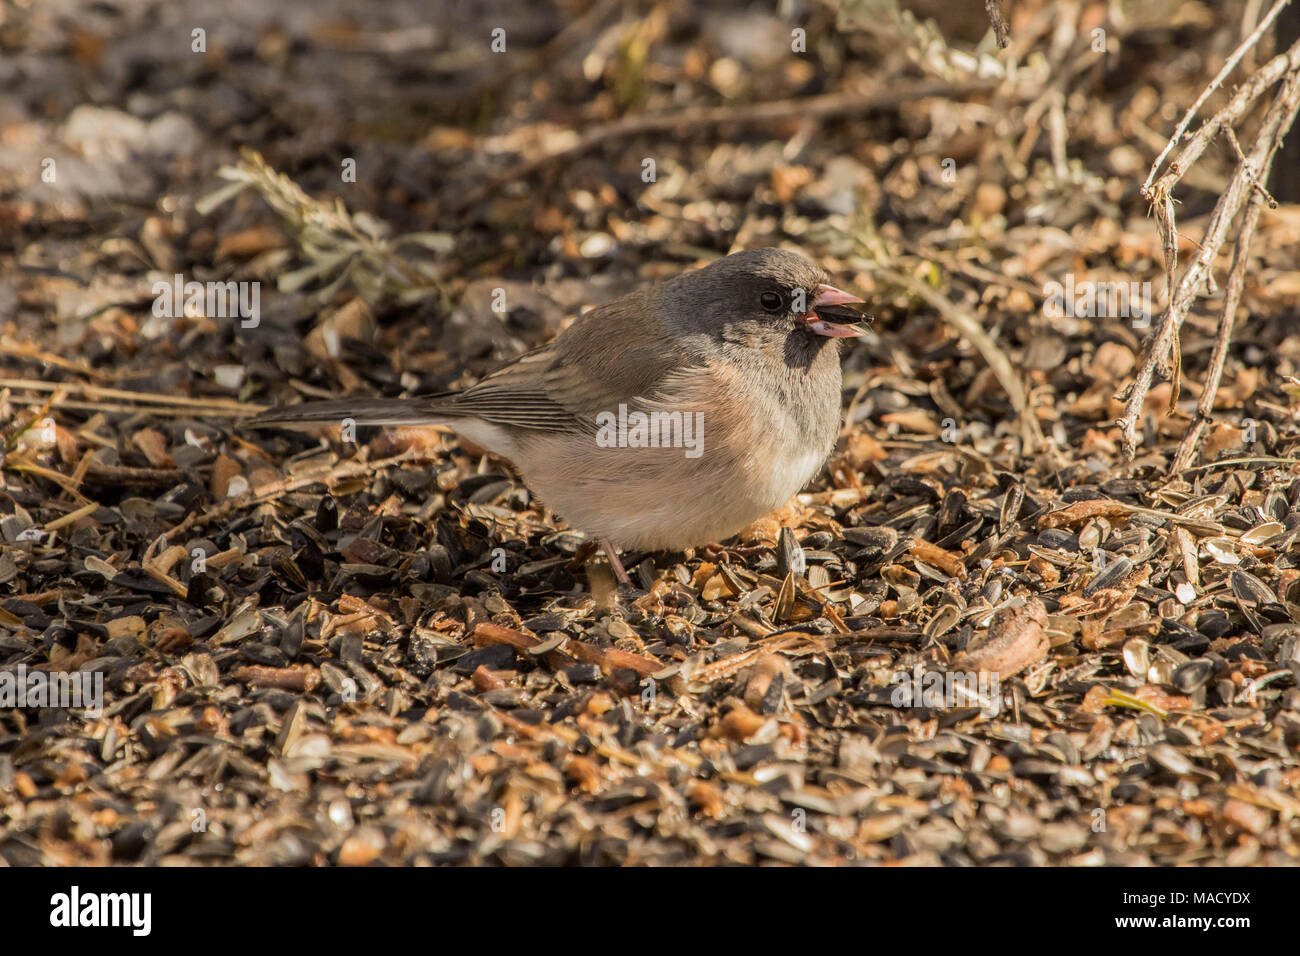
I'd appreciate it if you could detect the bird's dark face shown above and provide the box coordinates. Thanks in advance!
[658,248,868,351]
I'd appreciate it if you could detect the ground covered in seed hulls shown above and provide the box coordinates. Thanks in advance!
[3,0,1300,865]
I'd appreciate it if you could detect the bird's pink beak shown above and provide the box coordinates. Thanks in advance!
[803,285,870,338]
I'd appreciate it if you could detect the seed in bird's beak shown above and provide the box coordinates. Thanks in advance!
[804,285,870,338]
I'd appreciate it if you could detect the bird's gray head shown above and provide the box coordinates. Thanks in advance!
[655,248,867,353]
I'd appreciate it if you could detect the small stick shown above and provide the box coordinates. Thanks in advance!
[5,458,85,497]
[41,501,100,532]
[0,377,262,414]
[1182,456,1300,471]
[84,460,184,486]
[233,665,320,692]
[1168,185,1268,473]
[1224,127,1280,206]
[17,399,241,418]
[984,0,1012,49]
[0,342,107,379]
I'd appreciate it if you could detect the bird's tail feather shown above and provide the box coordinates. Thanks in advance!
[247,398,452,429]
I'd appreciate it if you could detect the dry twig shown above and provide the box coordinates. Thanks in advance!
[0,377,261,416]
[1119,12,1300,465]
[984,0,1012,49]
[1168,187,1268,473]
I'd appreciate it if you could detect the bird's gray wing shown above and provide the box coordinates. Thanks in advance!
[424,288,699,433]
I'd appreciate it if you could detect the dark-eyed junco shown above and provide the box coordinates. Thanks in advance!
[250,248,868,582]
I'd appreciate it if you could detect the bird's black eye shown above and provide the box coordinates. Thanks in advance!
[760,291,785,313]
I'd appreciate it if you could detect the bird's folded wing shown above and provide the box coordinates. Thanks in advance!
[423,290,700,433]
[423,349,578,431]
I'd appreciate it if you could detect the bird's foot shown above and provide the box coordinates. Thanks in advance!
[601,539,635,589]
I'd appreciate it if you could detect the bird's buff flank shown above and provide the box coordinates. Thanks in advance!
[593,404,705,458]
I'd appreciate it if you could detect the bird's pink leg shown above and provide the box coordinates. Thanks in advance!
[601,539,634,588]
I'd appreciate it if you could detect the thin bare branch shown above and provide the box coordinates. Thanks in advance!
[1142,0,1293,197]
[1169,186,1268,473]
[984,0,1012,49]
[1119,37,1300,461]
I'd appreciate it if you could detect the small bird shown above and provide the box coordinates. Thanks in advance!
[249,248,868,583]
